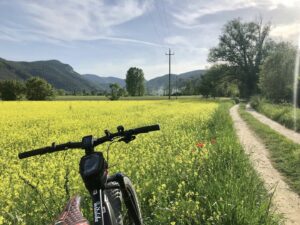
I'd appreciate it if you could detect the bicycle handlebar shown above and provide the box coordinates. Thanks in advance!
[18,124,160,159]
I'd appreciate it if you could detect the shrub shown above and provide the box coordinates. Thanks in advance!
[106,83,124,100]
[250,95,263,109]
[0,80,24,100]
[25,77,55,100]
[232,97,240,104]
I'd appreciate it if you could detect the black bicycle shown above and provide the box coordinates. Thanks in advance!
[18,124,160,225]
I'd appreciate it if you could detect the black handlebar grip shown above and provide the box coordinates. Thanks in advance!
[18,142,82,159]
[18,147,52,159]
[133,124,160,134]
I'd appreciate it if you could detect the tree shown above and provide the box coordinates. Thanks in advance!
[208,18,271,97]
[199,64,240,98]
[0,80,24,100]
[106,83,124,100]
[25,77,55,100]
[259,42,296,103]
[180,78,201,95]
[125,67,145,96]
[56,89,66,96]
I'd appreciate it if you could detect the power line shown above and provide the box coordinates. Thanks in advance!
[165,48,174,99]
[146,1,165,46]
[154,0,168,40]
[160,0,171,38]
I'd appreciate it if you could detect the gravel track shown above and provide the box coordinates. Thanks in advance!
[230,105,300,225]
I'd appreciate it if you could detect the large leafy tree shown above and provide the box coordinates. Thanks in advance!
[208,18,271,97]
[0,80,24,100]
[199,64,239,98]
[25,77,55,100]
[259,42,297,103]
[125,67,145,96]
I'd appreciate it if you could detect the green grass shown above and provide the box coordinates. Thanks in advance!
[239,104,300,195]
[142,102,280,224]
[55,95,203,101]
[55,95,232,101]
[252,100,300,132]
[175,102,281,224]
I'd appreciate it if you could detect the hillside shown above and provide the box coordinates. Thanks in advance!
[0,58,205,94]
[178,70,206,79]
[0,58,95,91]
[82,74,125,91]
[146,70,205,95]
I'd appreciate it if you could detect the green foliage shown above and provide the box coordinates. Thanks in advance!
[239,105,300,194]
[250,95,264,110]
[126,67,145,96]
[180,78,201,95]
[0,80,24,100]
[106,83,125,100]
[199,64,239,97]
[56,89,66,96]
[251,100,300,132]
[259,42,297,103]
[208,18,271,97]
[232,97,240,104]
[25,77,55,100]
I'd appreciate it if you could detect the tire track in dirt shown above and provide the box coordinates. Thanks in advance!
[230,105,300,225]
[245,104,300,144]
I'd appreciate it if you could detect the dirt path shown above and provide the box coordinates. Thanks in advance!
[245,104,300,144]
[230,105,300,225]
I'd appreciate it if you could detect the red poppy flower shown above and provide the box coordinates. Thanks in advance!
[196,142,205,148]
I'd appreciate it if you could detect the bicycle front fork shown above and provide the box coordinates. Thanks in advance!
[91,175,122,225]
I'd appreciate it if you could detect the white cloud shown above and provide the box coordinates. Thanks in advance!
[270,23,300,43]
[164,35,188,45]
[172,0,300,28]
[164,35,209,54]
[85,36,165,48]
[0,0,151,41]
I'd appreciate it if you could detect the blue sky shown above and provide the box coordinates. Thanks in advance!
[0,0,299,79]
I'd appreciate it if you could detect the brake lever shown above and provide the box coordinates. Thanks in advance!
[118,135,136,143]
[104,129,113,141]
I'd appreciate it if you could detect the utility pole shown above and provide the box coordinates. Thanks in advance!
[165,48,174,99]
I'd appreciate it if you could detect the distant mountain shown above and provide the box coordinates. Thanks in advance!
[0,58,95,91]
[146,70,206,95]
[0,57,205,94]
[178,70,206,80]
[82,74,125,91]
[146,74,177,95]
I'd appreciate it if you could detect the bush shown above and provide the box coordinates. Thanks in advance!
[232,97,240,104]
[0,80,24,100]
[26,77,55,100]
[106,83,124,100]
[250,95,263,109]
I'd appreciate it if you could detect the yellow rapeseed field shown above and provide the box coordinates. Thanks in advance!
[0,100,218,224]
